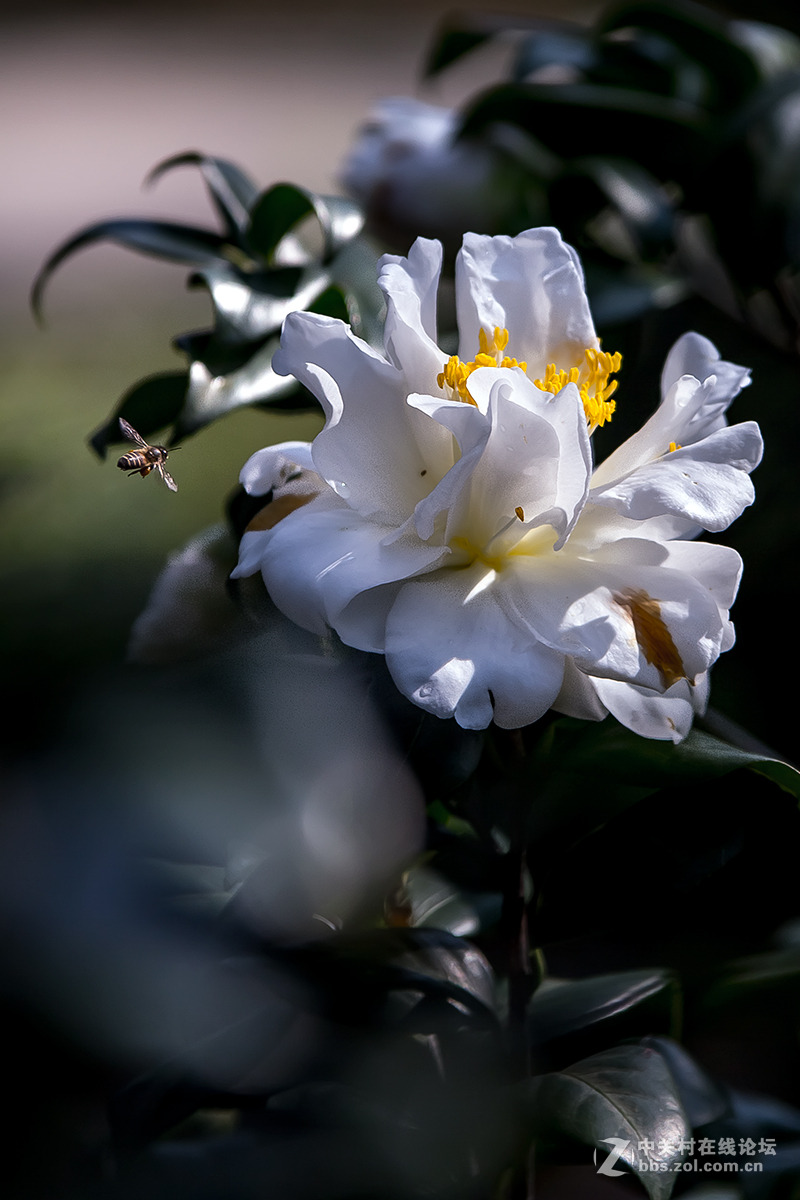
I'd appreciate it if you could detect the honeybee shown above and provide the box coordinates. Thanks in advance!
[116,418,178,492]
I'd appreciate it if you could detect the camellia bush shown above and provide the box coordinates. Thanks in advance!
[21,2,800,1198]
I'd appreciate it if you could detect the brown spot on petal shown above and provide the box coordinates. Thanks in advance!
[245,492,317,532]
[614,588,686,688]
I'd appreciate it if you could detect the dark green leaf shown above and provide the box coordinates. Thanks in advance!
[530,970,677,1046]
[637,1037,727,1128]
[32,220,234,321]
[187,262,331,348]
[422,12,547,77]
[89,371,189,457]
[457,81,710,182]
[175,339,306,437]
[528,719,800,852]
[528,1042,689,1200]
[147,151,260,240]
[597,1,761,109]
[246,183,364,265]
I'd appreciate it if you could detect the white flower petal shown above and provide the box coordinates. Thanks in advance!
[591,677,699,743]
[592,336,751,491]
[385,568,565,730]
[552,659,609,721]
[239,441,316,495]
[502,539,732,690]
[240,502,448,648]
[590,421,762,531]
[275,311,450,523]
[456,228,597,374]
[661,331,750,422]
[446,373,591,549]
[378,237,445,390]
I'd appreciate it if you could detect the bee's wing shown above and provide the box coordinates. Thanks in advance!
[157,464,178,492]
[119,417,148,449]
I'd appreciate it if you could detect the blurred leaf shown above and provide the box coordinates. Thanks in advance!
[89,371,189,457]
[530,970,678,1058]
[528,1041,689,1198]
[422,11,546,77]
[597,0,762,109]
[555,156,676,258]
[399,864,481,937]
[147,151,260,240]
[698,947,800,1023]
[591,27,711,106]
[513,25,597,81]
[457,81,709,180]
[32,219,234,321]
[246,183,364,265]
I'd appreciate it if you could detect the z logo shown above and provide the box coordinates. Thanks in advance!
[593,1137,631,1177]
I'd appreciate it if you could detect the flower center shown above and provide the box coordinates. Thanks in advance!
[450,511,556,574]
[438,327,620,429]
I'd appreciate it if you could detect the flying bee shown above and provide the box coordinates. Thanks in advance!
[116,418,178,492]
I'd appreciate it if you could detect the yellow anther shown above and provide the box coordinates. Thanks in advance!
[439,326,521,405]
[668,441,682,453]
[514,506,525,522]
[533,346,621,430]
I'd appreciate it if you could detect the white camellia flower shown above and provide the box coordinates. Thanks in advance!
[232,227,762,741]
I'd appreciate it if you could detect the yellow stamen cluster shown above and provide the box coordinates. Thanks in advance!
[438,328,621,431]
[668,441,682,453]
[533,348,621,430]
[437,326,527,406]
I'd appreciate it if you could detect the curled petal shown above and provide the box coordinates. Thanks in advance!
[239,441,316,495]
[591,676,701,743]
[378,237,445,391]
[590,421,763,532]
[661,332,750,427]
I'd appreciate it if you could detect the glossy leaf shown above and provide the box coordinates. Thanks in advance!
[176,340,305,436]
[147,151,260,240]
[186,262,332,349]
[528,1042,689,1199]
[32,220,233,321]
[399,864,481,937]
[246,183,364,265]
[636,1036,727,1128]
[530,970,677,1048]
[392,927,496,1015]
